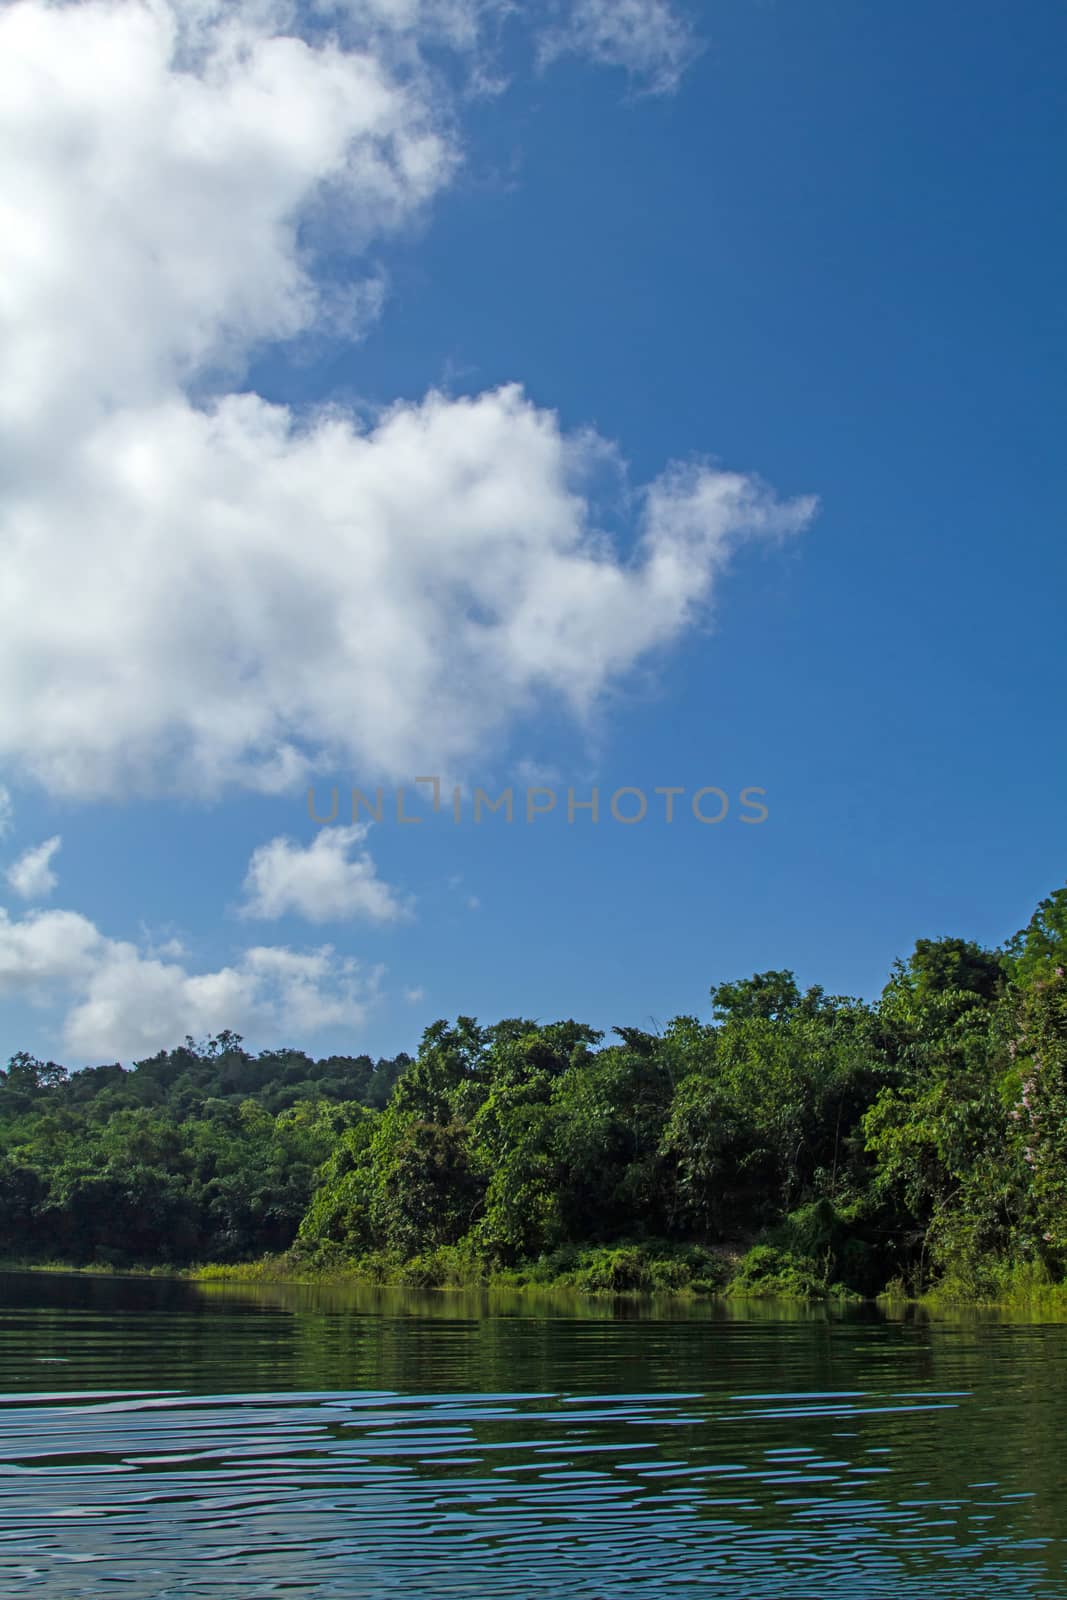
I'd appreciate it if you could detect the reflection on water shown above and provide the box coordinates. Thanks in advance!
[0,1273,1064,1596]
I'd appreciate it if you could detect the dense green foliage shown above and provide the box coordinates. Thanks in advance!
[0,1037,409,1263]
[4,886,1067,1299]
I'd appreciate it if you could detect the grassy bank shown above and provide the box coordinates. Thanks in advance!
[914,1260,1067,1314]
[169,1252,1067,1312]
[0,1256,181,1279]
[186,1240,861,1303]
[6,1243,1067,1311]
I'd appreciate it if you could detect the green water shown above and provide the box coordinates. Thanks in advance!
[0,1273,1064,1597]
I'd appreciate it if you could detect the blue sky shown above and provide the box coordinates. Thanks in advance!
[1,0,1064,1065]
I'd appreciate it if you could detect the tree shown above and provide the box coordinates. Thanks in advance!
[710,971,800,1023]
[1004,886,1067,988]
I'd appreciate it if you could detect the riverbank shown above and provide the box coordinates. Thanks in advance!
[7,1240,1066,1312]
[187,1239,879,1303]
[0,1240,848,1300]
[188,1253,1067,1313]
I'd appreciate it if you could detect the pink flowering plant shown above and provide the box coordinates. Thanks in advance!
[1010,966,1067,1256]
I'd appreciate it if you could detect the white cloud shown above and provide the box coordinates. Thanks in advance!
[542,0,700,94]
[0,380,813,797]
[0,0,811,804]
[329,0,506,53]
[5,835,62,900]
[240,825,410,923]
[0,787,12,838]
[1,1,457,433]
[136,923,191,963]
[0,901,382,1060]
[403,984,426,1004]
[0,906,105,992]
[515,758,563,787]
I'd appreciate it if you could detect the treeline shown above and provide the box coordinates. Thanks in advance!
[0,1040,410,1264]
[2,885,1066,1299]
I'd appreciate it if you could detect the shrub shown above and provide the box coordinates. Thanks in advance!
[727,1244,828,1298]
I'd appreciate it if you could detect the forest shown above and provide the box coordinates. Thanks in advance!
[2,883,1066,1302]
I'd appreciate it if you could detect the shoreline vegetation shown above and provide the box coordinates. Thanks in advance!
[188,1249,1067,1313]
[3,882,1067,1313]
[5,1249,1067,1318]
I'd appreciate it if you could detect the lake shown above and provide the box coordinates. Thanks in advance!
[0,1272,1064,1597]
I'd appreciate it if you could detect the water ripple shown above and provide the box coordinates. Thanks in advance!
[0,1275,1064,1597]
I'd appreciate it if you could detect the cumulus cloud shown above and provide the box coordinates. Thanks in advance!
[0,906,105,993]
[541,0,700,94]
[1,0,456,431]
[0,379,814,796]
[240,825,410,923]
[329,0,506,53]
[0,0,810,803]
[0,902,383,1059]
[0,787,12,839]
[5,835,62,900]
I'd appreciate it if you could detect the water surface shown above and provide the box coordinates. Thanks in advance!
[0,1273,1063,1597]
